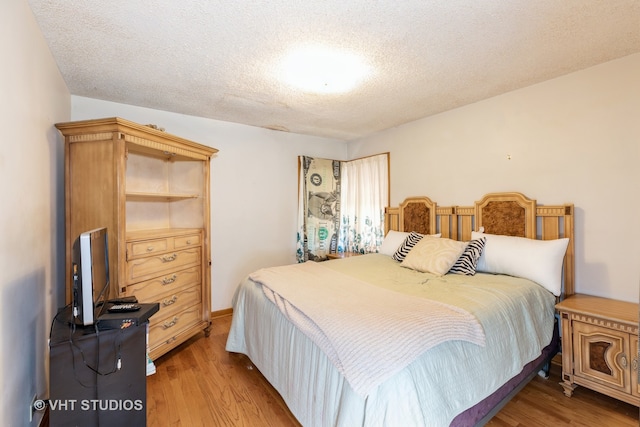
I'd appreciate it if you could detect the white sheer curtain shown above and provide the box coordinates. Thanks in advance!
[338,153,389,254]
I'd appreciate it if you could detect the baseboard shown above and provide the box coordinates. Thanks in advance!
[211,308,232,319]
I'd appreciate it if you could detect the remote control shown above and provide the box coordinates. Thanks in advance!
[107,303,141,313]
[108,296,138,304]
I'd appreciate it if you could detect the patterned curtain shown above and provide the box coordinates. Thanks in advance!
[338,153,389,254]
[296,156,341,262]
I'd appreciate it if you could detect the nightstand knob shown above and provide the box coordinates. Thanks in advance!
[620,354,628,369]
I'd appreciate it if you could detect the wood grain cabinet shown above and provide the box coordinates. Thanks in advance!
[556,294,639,406]
[57,118,218,360]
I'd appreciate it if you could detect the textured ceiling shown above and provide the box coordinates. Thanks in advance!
[28,0,640,140]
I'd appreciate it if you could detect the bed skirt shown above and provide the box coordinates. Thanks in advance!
[452,320,560,426]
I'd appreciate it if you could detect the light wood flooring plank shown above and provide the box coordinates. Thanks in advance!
[147,315,639,426]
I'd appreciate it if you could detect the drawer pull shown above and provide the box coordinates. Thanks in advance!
[162,274,177,285]
[146,246,155,252]
[165,337,177,344]
[161,253,177,262]
[186,239,192,245]
[163,316,179,329]
[162,295,178,306]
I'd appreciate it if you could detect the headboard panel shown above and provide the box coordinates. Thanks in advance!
[385,192,575,297]
[475,192,536,238]
[398,197,436,236]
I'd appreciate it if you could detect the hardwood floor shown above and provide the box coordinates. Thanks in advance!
[147,315,639,426]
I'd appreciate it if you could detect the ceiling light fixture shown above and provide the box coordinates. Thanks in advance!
[277,45,372,94]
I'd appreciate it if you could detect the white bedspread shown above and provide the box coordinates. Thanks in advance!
[226,254,556,426]
[252,261,485,397]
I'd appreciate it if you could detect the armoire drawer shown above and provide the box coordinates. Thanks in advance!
[148,304,203,350]
[127,233,202,260]
[174,234,201,249]
[128,237,169,258]
[155,285,202,319]
[126,247,201,283]
[126,266,201,301]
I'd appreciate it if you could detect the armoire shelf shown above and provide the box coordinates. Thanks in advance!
[126,192,200,201]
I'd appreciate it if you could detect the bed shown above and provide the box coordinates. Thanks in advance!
[226,192,575,426]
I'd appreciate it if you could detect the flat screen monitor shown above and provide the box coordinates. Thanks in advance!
[71,227,110,326]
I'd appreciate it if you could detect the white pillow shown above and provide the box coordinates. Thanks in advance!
[379,230,410,256]
[471,231,569,296]
[401,236,468,276]
[379,231,442,257]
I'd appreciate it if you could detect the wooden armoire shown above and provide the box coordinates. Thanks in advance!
[56,117,218,360]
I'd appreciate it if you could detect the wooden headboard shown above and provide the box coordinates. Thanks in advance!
[385,192,575,297]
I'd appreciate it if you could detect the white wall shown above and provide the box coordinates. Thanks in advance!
[71,97,347,311]
[348,53,640,303]
[1,0,70,425]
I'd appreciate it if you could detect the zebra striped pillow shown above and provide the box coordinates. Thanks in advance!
[448,237,486,275]
[392,231,424,261]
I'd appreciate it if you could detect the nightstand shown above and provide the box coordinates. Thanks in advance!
[555,294,639,406]
[326,252,362,260]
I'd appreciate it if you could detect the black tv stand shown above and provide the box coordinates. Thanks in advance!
[49,304,158,426]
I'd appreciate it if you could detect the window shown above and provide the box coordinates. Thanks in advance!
[297,153,389,261]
